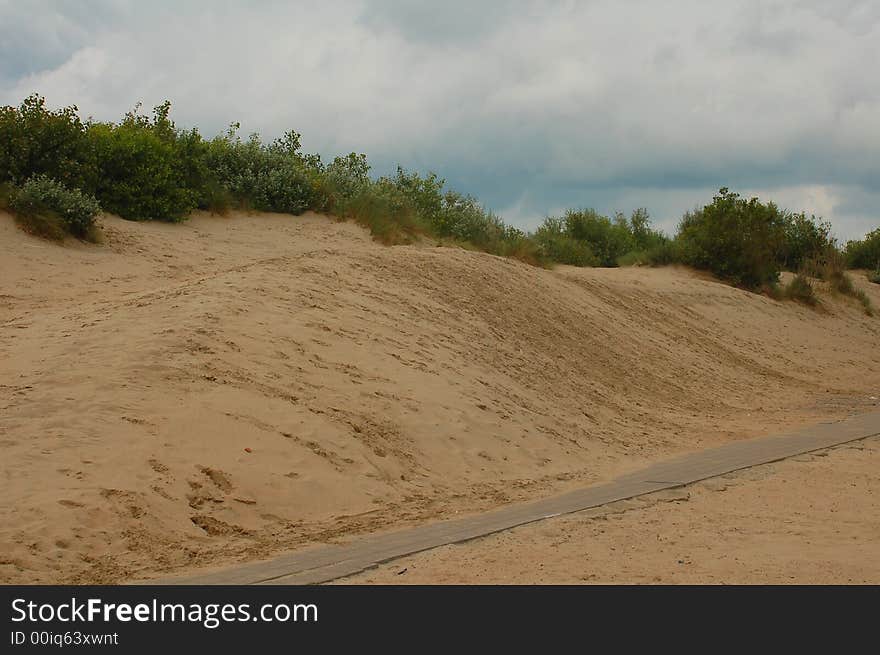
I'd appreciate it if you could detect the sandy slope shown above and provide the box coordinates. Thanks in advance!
[341,436,880,584]
[1,210,878,583]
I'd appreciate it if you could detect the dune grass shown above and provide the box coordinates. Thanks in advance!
[783,275,818,306]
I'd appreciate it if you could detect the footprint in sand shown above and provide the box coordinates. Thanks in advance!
[148,458,170,475]
[198,466,233,492]
[190,515,252,537]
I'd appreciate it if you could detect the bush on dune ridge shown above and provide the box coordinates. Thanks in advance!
[338,177,424,245]
[0,95,95,190]
[202,124,320,216]
[9,174,101,241]
[845,228,880,271]
[0,96,534,258]
[89,104,200,222]
[334,166,541,262]
[532,207,670,268]
[0,94,662,263]
[674,188,789,290]
[532,217,599,266]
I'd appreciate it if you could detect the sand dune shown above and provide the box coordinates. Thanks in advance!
[1,210,878,583]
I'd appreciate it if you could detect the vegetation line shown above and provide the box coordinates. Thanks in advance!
[1,94,878,309]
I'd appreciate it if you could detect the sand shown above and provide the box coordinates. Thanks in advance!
[340,436,880,584]
[1,209,878,583]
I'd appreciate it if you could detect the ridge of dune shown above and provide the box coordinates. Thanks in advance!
[1,209,878,583]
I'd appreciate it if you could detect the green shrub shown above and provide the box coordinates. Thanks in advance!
[869,269,880,284]
[11,208,68,240]
[381,168,505,249]
[533,208,671,268]
[252,160,313,215]
[643,241,679,266]
[388,167,445,227]
[339,179,423,244]
[437,192,501,246]
[89,103,202,221]
[10,174,101,240]
[490,231,545,266]
[780,212,836,272]
[562,209,635,267]
[675,188,787,289]
[617,242,679,267]
[615,209,674,266]
[783,274,818,306]
[90,123,195,221]
[845,228,880,270]
[312,153,371,212]
[202,125,317,215]
[0,94,97,189]
[198,179,234,215]
[616,250,649,267]
[0,181,12,210]
[533,217,598,266]
[327,168,536,258]
[203,128,263,206]
[335,167,533,257]
[476,219,534,260]
[627,208,670,251]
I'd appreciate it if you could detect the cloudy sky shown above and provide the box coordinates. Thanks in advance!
[1,0,878,239]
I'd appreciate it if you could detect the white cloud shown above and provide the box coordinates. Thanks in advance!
[1,0,878,239]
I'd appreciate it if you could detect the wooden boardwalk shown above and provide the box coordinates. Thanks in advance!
[157,409,880,585]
